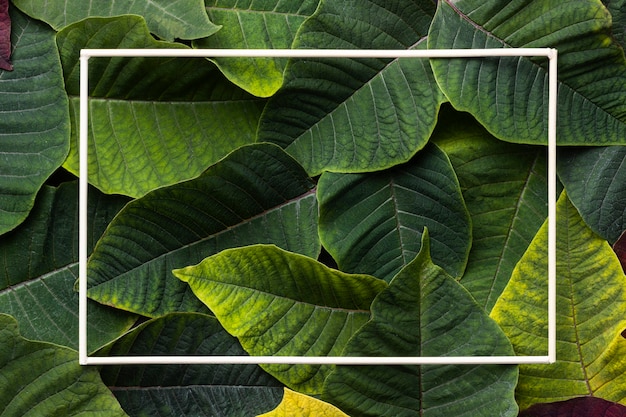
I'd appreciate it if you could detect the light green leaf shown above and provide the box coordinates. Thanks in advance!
[0,314,127,417]
[429,0,626,145]
[57,15,263,198]
[98,313,283,417]
[434,107,549,312]
[174,244,388,394]
[194,0,319,97]
[558,146,626,244]
[87,144,321,318]
[257,0,443,175]
[258,388,349,417]
[0,182,135,352]
[318,143,471,282]
[321,231,518,417]
[12,0,219,41]
[491,192,626,409]
[0,8,69,235]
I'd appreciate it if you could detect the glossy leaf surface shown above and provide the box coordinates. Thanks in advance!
[321,231,518,417]
[0,314,127,416]
[491,193,626,409]
[318,143,471,282]
[58,15,263,198]
[258,388,349,417]
[174,244,387,394]
[429,0,626,145]
[99,313,283,417]
[87,144,320,318]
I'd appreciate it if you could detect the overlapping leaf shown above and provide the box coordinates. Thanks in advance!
[0,8,69,234]
[58,15,264,198]
[321,231,518,417]
[0,314,127,416]
[98,313,283,417]
[194,0,319,97]
[0,182,134,352]
[258,388,349,417]
[429,0,626,145]
[87,144,321,318]
[491,192,626,410]
[558,146,626,244]
[174,244,388,394]
[434,107,549,311]
[519,397,626,417]
[318,143,470,282]
[257,0,443,175]
[11,0,218,41]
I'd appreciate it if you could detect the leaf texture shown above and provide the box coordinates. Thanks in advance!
[0,0,11,71]
[258,388,350,417]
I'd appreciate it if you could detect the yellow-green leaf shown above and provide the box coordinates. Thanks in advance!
[491,192,626,410]
[257,388,349,417]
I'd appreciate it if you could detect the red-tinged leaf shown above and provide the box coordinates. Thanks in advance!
[0,0,11,71]
[614,230,626,274]
[519,397,626,417]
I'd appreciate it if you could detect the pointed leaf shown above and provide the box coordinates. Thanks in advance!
[174,244,388,394]
[429,0,626,145]
[12,0,218,41]
[321,231,518,417]
[98,313,283,417]
[318,143,471,282]
[0,0,12,71]
[519,397,626,417]
[558,146,626,244]
[491,192,626,409]
[257,0,443,175]
[0,182,135,351]
[434,107,549,311]
[0,314,127,416]
[258,388,349,417]
[58,15,263,198]
[194,0,319,97]
[87,144,321,318]
[0,8,69,234]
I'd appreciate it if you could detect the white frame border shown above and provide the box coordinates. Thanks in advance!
[79,48,558,366]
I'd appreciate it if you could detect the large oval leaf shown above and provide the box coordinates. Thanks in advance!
[0,314,127,416]
[321,231,518,417]
[318,143,470,282]
[0,8,69,234]
[0,182,134,352]
[12,0,219,41]
[491,192,626,410]
[257,0,443,175]
[434,107,549,311]
[429,0,626,145]
[194,0,319,97]
[58,15,263,198]
[258,388,349,417]
[98,313,283,417]
[174,244,388,394]
[87,144,321,318]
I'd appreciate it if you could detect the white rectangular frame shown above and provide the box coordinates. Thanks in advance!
[79,48,557,366]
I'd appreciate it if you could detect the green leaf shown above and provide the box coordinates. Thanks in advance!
[558,146,626,244]
[433,107,549,312]
[491,192,626,410]
[87,143,321,318]
[258,388,350,417]
[0,314,128,416]
[57,15,263,198]
[174,244,388,394]
[318,143,471,282]
[0,182,135,352]
[98,313,283,417]
[321,231,518,417]
[429,0,626,145]
[12,0,219,41]
[0,8,69,234]
[519,397,626,417]
[194,0,319,97]
[257,0,443,175]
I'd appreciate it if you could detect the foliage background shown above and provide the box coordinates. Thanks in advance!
[2,0,626,415]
